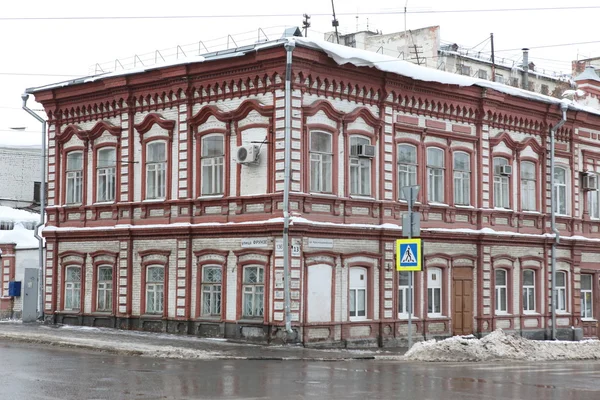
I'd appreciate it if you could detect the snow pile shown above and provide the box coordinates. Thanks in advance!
[405,329,600,362]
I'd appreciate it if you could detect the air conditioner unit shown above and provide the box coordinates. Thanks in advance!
[582,173,598,191]
[495,165,512,176]
[236,145,260,164]
[353,144,376,158]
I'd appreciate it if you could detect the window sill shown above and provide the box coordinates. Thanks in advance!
[309,192,338,198]
[349,195,375,201]
[349,318,369,322]
[582,318,597,322]
[455,204,474,209]
[198,195,224,200]
[398,315,418,320]
[142,199,166,203]
[238,318,264,323]
[93,201,115,206]
[428,202,449,207]
[426,314,445,319]
[522,311,539,316]
[495,312,511,316]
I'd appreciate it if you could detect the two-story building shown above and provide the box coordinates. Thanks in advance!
[27,34,600,346]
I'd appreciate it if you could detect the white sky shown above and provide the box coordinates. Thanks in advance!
[1,0,598,141]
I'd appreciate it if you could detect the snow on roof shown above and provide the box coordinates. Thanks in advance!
[575,65,600,82]
[0,222,39,249]
[0,131,42,149]
[0,206,39,223]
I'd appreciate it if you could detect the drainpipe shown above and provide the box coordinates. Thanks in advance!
[21,93,46,321]
[282,40,295,335]
[522,48,529,90]
[550,102,568,340]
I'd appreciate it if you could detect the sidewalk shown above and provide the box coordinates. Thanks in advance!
[0,321,405,361]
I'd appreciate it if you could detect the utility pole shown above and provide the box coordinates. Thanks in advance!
[401,185,420,350]
[302,14,311,37]
[331,0,340,44]
[490,33,496,82]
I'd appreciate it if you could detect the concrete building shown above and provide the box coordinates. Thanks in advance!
[0,142,42,211]
[27,34,600,346]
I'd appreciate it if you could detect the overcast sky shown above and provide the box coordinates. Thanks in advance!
[2,0,599,143]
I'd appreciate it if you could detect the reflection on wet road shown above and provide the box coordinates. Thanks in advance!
[0,341,599,399]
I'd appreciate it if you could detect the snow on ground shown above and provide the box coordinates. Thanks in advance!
[405,329,600,362]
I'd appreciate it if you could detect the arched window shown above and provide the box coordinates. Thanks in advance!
[201,265,222,316]
[398,144,417,200]
[309,131,333,193]
[554,167,568,215]
[146,141,167,199]
[588,173,600,219]
[453,152,470,206]
[349,267,367,320]
[146,266,165,314]
[581,274,593,320]
[96,266,113,312]
[495,269,508,314]
[97,147,116,202]
[398,271,413,318]
[427,268,442,316]
[66,151,83,204]
[242,265,264,318]
[64,266,81,310]
[520,161,536,211]
[555,271,567,312]
[522,269,536,313]
[201,135,224,196]
[427,148,444,203]
[349,136,371,196]
[493,157,510,208]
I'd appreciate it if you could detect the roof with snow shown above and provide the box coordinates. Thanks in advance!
[0,207,40,249]
[575,66,600,82]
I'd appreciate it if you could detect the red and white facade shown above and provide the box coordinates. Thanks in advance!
[30,38,600,346]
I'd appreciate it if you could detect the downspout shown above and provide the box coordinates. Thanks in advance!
[21,93,46,321]
[550,102,568,340]
[282,39,295,335]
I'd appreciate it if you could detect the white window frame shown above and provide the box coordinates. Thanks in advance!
[520,161,537,211]
[309,131,333,193]
[581,274,593,320]
[493,157,510,208]
[242,265,264,318]
[96,148,116,203]
[453,151,471,206]
[398,144,417,201]
[555,271,567,313]
[522,269,536,314]
[146,141,166,200]
[200,135,224,196]
[145,266,164,314]
[588,178,600,219]
[427,268,442,317]
[66,151,83,204]
[96,266,113,312]
[201,265,222,317]
[495,269,508,314]
[349,267,367,321]
[427,147,445,203]
[349,136,371,196]
[554,166,568,216]
[64,266,81,311]
[398,271,414,318]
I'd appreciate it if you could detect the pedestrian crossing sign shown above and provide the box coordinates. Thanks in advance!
[396,239,422,271]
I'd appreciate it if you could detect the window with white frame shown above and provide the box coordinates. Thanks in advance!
[146,266,164,314]
[554,167,568,215]
[427,148,444,203]
[349,136,371,196]
[310,131,333,193]
[427,268,442,316]
[581,274,593,320]
[349,267,367,320]
[493,157,510,208]
[97,148,116,202]
[96,266,113,312]
[520,161,536,211]
[495,269,508,314]
[555,271,567,312]
[146,141,166,199]
[243,265,264,318]
[522,269,536,313]
[201,265,222,317]
[64,266,81,310]
[453,152,470,206]
[66,151,83,204]
[589,177,600,219]
[398,271,413,318]
[398,144,417,200]
[201,135,224,196]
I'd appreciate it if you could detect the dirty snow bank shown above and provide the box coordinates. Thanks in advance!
[405,329,600,362]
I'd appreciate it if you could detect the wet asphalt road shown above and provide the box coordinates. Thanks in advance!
[1,340,599,400]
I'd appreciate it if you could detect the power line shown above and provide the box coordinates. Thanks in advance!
[1,6,599,21]
[497,40,600,52]
[0,72,82,78]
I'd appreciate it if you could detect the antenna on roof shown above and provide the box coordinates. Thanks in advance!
[302,14,311,37]
[331,0,340,44]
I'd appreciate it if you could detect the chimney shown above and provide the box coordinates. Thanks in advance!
[522,48,529,90]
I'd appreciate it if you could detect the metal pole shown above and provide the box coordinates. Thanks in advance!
[282,40,295,335]
[549,103,568,340]
[490,33,496,82]
[407,187,413,350]
[21,93,46,321]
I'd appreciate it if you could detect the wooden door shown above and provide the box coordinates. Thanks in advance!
[452,267,473,336]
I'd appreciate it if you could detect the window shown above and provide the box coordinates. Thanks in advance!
[510,77,519,87]
[201,266,222,316]
[541,84,549,95]
[310,131,332,193]
[146,142,166,199]
[33,181,41,204]
[427,148,444,203]
[349,136,371,196]
[146,266,164,314]
[581,274,593,320]
[460,65,471,76]
[495,74,504,84]
[493,157,510,208]
[96,266,113,312]
[453,152,470,205]
[522,269,536,313]
[427,268,442,316]
[349,267,367,320]
[520,161,536,211]
[66,151,83,204]
[398,144,417,200]
[64,266,81,310]
[97,148,116,202]
[555,271,567,313]
[478,69,487,80]
[589,177,600,219]
[495,269,508,314]
[398,271,413,318]
[242,266,264,318]
[201,135,224,196]
[554,167,568,215]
